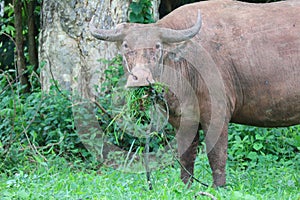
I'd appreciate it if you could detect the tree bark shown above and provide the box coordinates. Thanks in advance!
[39,0,160,99]
[39,0,129,99]
[14,0,30,92]
[27,0,39,72]
[0,1,4,18]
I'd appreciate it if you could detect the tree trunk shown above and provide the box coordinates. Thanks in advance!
[39,0,160,99]
[14,0,30,92]
[27,0,39,72]
[0,1,4,18]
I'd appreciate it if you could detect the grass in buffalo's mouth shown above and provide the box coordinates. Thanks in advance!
[100,83,171,148]
[125,84,166,122]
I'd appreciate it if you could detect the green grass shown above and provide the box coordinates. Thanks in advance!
[0,153,299,200]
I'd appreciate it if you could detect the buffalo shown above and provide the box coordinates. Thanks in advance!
[90,0,300,187]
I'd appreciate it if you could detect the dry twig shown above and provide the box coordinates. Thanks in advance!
[195,191,217,200]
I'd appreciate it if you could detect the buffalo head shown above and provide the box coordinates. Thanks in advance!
[90,11,202,87]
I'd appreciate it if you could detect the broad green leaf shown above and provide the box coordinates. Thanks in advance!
[253,142,263,151]
[247,151,258,160]
[255,134,265,140]
[129,2,142,15]
[129,13,144,23]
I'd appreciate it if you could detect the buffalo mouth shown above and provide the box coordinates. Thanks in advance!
[125,66,155,88]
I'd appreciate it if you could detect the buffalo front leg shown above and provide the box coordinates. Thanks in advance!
[205,126,228,187]
[176,123,200,185]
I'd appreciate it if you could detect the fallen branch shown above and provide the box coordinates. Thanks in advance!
[195,191,217,200]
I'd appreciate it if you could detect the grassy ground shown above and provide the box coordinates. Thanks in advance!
[0,153,299,200]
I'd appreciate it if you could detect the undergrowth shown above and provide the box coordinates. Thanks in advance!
[0,69,91,173]
[0,152,298,200]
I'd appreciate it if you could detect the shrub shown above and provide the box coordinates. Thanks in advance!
[228,123,300,169]
[0,70,90,172]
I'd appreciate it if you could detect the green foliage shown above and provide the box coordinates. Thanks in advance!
[0,69,90,172]
[129,0,155,23]
[0,0,41,35]
[0,3,15,36]
[0,2,15,70]
[0,154,298,199]
[0,0,41,71]
[228,123,299,169]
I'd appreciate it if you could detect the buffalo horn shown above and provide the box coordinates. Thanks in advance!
[89,18,125,41]
[160,10,202,43]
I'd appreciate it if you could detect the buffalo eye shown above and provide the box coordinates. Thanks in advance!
[123,42,129,49]
[155,42,162,50]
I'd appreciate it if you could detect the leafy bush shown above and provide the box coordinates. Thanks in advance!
[228,123,300,169]
[129,0,155,23]
[0,70,90,172]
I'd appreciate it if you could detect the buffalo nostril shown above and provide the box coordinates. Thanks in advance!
[146,78,152,85]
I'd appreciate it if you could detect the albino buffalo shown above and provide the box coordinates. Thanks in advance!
[90,0,300,187]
